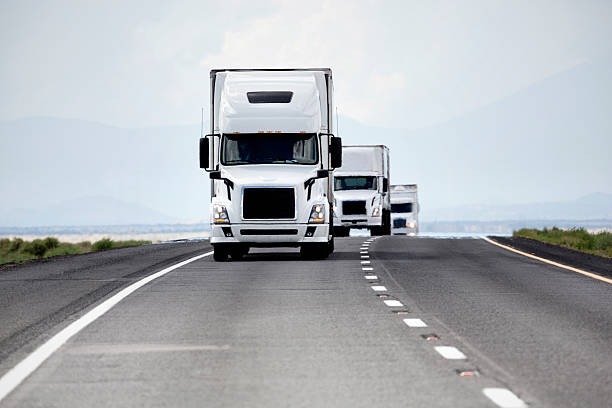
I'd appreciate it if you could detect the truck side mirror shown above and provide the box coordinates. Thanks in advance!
[330,137,342,169]
[199,138,209,169]
[382,178,389,193]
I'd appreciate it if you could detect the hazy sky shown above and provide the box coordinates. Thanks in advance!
[2,0,611,130]
[1,1,611,224]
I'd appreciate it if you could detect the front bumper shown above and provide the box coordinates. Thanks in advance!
[210,223,330,245]
[332,215,382,228]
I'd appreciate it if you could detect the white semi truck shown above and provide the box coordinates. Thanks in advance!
[199,69,342,261]
[390,184,419,235]
[332,145,391,236]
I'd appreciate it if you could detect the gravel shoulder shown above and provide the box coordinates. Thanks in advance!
[490,235,612,279]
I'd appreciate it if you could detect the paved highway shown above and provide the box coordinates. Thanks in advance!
[0,237,610,407]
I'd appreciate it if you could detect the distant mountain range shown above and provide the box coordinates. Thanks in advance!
[1,53,611,227]
[423,192,612,222]
[0,196,179,227]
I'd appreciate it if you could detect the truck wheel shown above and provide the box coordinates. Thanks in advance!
[301,243,329,260]
[327,237,335,255]
[213,244,229,262]
[333,227,348,237]
[383,211,392,235]
[229,245,249,260]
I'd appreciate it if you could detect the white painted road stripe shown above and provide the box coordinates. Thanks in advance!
[360,251,368,254]
[403,318,427,327]
[362,267,373,271]
[434,346,467,360]
[361,260,371,264]
[384,300,404,307]
[482,388,527,408]
[361,255,369,259]
[0,250,214,403]
[483,237,612,285]
[371,286,387,291]
[364,275,378,280]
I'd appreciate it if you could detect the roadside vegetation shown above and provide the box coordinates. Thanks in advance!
[513,227,612,258]
[0,237,151,266]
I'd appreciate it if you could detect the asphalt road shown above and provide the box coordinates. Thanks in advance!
[1,236,611,407]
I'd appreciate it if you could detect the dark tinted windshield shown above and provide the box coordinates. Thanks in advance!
[334,176,377,191]
[391,203,413,213]
[221,133,318,165]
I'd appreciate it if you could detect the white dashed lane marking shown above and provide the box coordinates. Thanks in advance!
[383,300,404,307]
[361,260,371,265]
[434,346,467,360]
[362,267,373,271]
[364,275,378,280]
[403,318,427,327]
[482,388,527,408]
[361,255,369,259]
[371,286,387,291]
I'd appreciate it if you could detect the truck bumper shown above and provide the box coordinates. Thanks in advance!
[391,227,417,236]
[210,223,330,245]
[332,216,382,229]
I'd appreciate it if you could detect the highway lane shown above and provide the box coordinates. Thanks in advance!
[0,240,212,374]
[1,236,611,407]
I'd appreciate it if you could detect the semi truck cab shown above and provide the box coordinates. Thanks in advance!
[199,69,342,261]
[332,145,391,236]
[390,184,419,235]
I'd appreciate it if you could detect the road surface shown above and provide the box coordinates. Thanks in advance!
[0,237,610,407]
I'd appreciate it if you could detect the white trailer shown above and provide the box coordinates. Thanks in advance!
[332,145,391,236]
[199,69,342,261]
[390,184,419,235]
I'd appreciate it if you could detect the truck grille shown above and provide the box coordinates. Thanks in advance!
[342,201,366,215]
[243,188,295,219]
[393,218,407,228]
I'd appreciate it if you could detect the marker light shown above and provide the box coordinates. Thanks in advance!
[372,207,381,217]
[309,204,325,223]
[212,205,230,224]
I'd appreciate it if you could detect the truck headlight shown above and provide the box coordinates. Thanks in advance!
[212,205,230,224]
[409,222,415,228]
[309,204,325,223]
[372,206,381,217]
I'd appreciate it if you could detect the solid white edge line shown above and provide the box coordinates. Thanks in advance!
[482,237,612,284]
[482,388,527,408]
[434,346,466,360]
[0,250,214,403]
[403,318,427,327]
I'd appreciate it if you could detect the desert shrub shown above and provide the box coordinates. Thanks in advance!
[9,238,24,252]
[92,238,114,251]
[0,238,10,252]
[45,243,85,257]
[43,237,60,250]
[23,239,47,257]
[514,227,612,257]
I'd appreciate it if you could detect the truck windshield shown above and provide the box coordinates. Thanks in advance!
[221,133,318,165]
[391,203,413,213]
[334,176,377,191]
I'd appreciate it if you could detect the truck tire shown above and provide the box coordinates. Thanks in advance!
[229,245,249,260]
[327,237,335,255]
[213,244,229,262]
[333,226,349,237]
[383,211,392,235]
[300,243,329,260]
